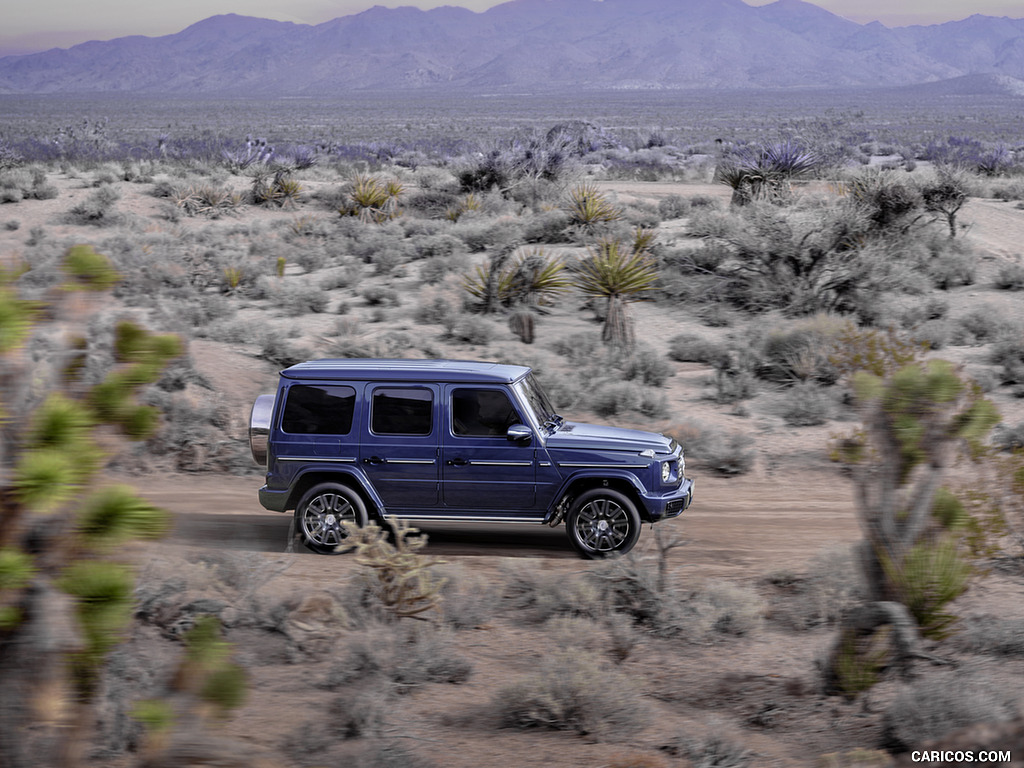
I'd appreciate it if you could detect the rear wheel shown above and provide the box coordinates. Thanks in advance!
[565,488,641,559]
[294,483,368,554]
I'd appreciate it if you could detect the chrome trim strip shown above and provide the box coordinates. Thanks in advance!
[469,461,533,467]
[558,463,649,469]
[386,514,547,524]
[279,456,357,463]
[387,459,436,465]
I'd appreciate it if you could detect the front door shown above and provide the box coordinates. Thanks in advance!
[441,385,537,513]
[360,384,439,510]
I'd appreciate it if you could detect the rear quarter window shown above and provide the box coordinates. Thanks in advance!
[282,385,356,435]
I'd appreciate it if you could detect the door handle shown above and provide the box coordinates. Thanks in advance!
[363,456,385,465]
[446,457,468,466]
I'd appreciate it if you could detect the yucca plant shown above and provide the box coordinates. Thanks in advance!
[573,239,659,346]
[344,174,403,223]
[251,167,302,208]
[564,181,621,227]
[463,247,570,311]
[715,141,817,206]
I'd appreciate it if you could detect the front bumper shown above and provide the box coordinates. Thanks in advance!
[642,477,694,521]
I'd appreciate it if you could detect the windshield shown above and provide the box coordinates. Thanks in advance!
[514,374,560,430]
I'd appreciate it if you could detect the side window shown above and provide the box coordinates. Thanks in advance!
[452,388,519,437]
[282,385,356,435]
[371,388,433,436]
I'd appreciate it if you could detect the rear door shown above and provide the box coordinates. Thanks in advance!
[441,385,537,513]
[359,384,440,511]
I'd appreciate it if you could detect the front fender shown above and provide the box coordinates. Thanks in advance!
[543,469,650,523]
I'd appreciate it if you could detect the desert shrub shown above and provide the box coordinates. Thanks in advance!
[689,194,720,210]
[926,245,976,289]
[665,422,756,475]
[4,219,19,231]
[500,562,605,623]
[768,545,865,631]
[521,209,572,243]
[619,344,673,386]
[669,727,753,768]
[953,306,1014,345]
[779,382,833,426]
[590,382,641,417]
[657,194,690,219]
[410,233,464,260]
[405,187,461,218]
[993,421,1024,451]
[450,316,494,345]
[990,334,1024,385]
[452,218,524,253]
[33,183,59,200]
[549,331,602,368]
[958,616,1024,656]
[360,285,401,307]
[691,580,765,637]
[66,185,122,226]
[994,261,1024,291]
[414,292,458,325]
[419,254,469,284]
[759,315,847,385]
[259,335,312,368]
[880,667,1019,753]
[436,565,496,630]
[668,334,730,365]
[493,651,649,736]
[909,318,953,351]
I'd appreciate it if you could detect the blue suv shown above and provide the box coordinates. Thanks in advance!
[250,359,693,558]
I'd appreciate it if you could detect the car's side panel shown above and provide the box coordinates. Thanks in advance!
[440,384,538,511]
[358,383,441,509]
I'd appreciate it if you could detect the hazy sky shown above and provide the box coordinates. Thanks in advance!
[2,0,1022,57]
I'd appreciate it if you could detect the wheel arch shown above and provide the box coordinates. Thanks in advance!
[552,472,651,524]
[285,469,383,520]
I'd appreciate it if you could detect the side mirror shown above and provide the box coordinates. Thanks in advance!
[506,424,532,443]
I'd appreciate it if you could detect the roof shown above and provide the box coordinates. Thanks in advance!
[280,358,533,384]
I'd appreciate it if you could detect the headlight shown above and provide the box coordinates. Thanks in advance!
[661,461,672,483]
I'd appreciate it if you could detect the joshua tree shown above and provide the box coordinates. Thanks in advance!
[0,246,182,767]
[573,238,659,347]
[824,357,999,697]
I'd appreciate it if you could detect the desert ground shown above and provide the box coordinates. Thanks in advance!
[3,161,1024,768]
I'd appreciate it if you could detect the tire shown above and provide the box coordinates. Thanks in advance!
[564,488,642,559]
[294,483,368,555]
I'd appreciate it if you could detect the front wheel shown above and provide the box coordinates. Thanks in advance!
[565,488,642,559]
[294,483,368,554]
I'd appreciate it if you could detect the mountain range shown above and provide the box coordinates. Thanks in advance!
[1,0,1023,95]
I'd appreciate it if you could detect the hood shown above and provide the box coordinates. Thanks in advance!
[545,421,676,454]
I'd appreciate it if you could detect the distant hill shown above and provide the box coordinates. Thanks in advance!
[1,0,1023,94]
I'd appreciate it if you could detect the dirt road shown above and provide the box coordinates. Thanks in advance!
[126,470,860,580]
